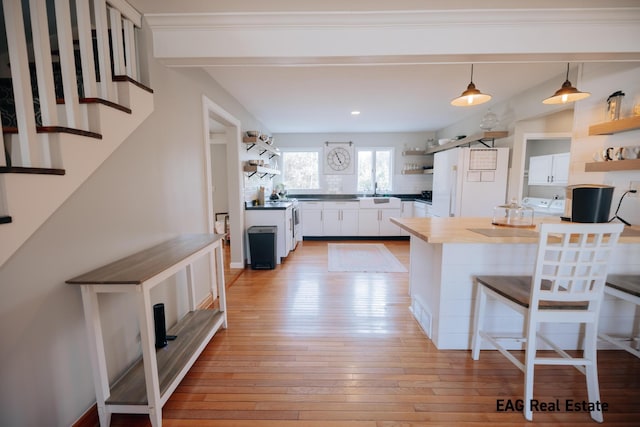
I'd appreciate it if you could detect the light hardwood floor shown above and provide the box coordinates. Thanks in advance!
[110,240,640,426]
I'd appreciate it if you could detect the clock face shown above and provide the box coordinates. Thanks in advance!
[327,147,351,171]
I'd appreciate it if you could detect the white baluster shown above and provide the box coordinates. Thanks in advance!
[3,0,42,167]
[109,7,126,76]
[54,0,82,128]
[123,18,138,80]
[93,0,116,102]
[75,0,98,99]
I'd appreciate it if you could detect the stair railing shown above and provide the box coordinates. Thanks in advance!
[1,0,142,169]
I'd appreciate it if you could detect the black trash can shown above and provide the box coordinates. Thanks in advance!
[248,226,277,269]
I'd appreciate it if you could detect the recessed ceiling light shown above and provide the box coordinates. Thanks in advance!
[351,111,361,115]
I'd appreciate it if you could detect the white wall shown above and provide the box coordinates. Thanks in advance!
[570,62,640,225]
[273,131,436,195]
[0,25,268,427]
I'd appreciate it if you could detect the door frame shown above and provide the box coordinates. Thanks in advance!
[516,132,572,201]
[202,95,245,268]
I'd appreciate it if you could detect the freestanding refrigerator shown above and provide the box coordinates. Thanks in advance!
[432,147,509,217]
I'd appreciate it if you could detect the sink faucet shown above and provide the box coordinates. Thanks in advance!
[373,182,378,196]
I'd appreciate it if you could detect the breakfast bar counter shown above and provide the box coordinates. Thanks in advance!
[390,216,640,350]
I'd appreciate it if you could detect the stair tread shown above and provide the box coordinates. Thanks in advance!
[0,166,66,175]
[2,126,102,139]
[80,97,132,114]
[113,75,154,93]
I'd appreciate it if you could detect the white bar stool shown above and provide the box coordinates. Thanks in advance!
[471,222,624,422]
[598,275,640,358]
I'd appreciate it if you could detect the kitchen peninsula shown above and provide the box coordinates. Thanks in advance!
[390,216,640,350]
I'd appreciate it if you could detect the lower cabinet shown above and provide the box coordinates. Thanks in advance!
[301,202,323,236]
[358,208,402,236]
[323,201,359,236]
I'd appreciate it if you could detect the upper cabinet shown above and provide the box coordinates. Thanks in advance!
[528,153,570,185]
[585,116,640,172]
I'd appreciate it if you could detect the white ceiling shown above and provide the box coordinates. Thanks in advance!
[204,62,571,133]
[133,0,640,134]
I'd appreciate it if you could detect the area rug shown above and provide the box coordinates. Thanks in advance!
[327,243,407,272]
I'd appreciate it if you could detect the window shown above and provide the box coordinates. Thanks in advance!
[281,150,320,190]
[357,148,393,193]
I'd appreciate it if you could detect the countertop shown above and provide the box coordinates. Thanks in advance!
[390,216,640,244]
[245,200,296,210]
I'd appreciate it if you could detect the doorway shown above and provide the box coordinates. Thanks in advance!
[521,133,571,199]
[202,95,245,269]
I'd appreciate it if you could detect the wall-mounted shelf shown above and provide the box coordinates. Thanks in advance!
[588,116,640,136]
[584,158,640,172]
[243,165,280,178]
[425,131,508,155]
[243,137,281,158]
[402,150,429,156]
[402,168,434,175]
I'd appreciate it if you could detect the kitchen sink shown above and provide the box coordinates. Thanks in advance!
[358,196,401,209]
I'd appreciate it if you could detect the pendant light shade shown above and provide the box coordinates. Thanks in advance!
[543,63,590,105]
[451,64,491,107]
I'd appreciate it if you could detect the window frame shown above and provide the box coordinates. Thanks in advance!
[356,147,395,194]
[279,147,322,192]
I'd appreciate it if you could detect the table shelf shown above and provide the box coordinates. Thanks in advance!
[107,309,224,406]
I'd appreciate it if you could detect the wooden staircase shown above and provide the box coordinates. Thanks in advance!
[0,0,154,267]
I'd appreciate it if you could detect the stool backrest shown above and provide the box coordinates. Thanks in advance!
[531,223,624,310]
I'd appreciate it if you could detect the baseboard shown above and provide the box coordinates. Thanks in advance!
[303,235,410,241]
[72,403,98,427]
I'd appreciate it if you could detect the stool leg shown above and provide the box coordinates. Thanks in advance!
[523,315,537,421]
[471,283,486,360]
[584,322,603,423]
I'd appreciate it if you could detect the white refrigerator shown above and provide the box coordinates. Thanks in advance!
[432,147,509,217]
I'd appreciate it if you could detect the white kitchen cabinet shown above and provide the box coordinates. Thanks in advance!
[528,153,570,186]
[322,201,359,236]
[399,201,414,236]
[380,209,402,236]
[413,201,432,218]
[301,202,323,236]
[358,208,401,236]
[245,207,292,264]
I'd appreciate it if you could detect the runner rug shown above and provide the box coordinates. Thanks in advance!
[327,243,407,272]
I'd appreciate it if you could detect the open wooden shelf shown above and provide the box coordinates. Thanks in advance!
[425,131,508,155]
[243,164,280,177]
[107,309,224,405]
[584,158,640,172]
[402,150,429,156]
[242,137,280,158]
[588,115,640,136]
[402,168,433,175]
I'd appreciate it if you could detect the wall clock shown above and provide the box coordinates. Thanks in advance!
[324,142,354,174]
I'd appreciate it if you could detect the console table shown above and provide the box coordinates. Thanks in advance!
[67,234,227,427]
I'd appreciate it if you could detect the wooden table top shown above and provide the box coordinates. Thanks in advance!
[66,234,222,285]
[390,216,640,245]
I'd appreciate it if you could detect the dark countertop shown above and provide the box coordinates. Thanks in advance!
[291,193,431,203]
[245,200,295,210]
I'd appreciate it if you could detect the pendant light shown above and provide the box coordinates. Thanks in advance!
[543,63,590,104]
[451,64,492,107]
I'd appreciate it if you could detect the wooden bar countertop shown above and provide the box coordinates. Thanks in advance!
[390,216,640,244]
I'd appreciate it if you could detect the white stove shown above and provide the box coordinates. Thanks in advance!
[521,197,565,216]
